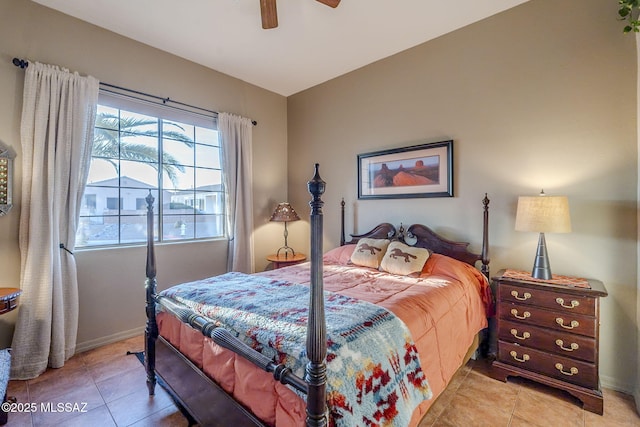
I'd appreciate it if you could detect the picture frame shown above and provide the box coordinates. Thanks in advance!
[357,140,453,199]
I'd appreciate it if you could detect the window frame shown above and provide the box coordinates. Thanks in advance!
[76,92,226,249]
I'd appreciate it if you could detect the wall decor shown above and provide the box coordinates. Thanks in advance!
[0,141,15,216]
[358,140,453,199]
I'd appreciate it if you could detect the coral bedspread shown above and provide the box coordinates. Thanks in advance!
[156,246,491,427]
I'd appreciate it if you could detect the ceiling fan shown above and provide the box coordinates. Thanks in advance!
[260,0,340,29]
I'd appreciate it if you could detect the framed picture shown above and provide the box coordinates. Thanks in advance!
[358,140,453,199]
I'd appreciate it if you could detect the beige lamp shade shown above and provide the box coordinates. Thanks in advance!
[515,195,571,233]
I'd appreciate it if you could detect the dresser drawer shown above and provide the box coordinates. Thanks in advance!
[499,320,596,362]
[498,302,597,338]
[498,341,597,389]
[499,283,596,316]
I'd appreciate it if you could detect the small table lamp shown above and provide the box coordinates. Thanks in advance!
[515,191,571,280]
[270,202,300,258]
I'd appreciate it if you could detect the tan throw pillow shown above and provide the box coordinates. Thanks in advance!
[380,241,431,276]
[350,238,391,269]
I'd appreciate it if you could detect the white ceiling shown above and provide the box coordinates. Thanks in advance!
[33,0,530,96]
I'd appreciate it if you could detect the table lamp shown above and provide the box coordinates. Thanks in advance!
[515,190,571,280]
[270,202,300,258]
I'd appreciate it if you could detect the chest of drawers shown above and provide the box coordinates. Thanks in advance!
[489,270,607,414]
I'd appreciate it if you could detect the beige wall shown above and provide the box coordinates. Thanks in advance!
[0,0,288,349]
[288,0,638,394]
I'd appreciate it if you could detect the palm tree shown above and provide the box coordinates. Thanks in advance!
[92,112,195,187]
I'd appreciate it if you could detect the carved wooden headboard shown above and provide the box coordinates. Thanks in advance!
[339,195,490,278]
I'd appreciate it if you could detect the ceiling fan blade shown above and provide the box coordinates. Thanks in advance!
[260,0,278,29]
[316,0,340,8]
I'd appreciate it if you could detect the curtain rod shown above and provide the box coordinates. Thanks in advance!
[12,58,257,126]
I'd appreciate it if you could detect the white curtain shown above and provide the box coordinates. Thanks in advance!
[219,112,254,273]
[11,62,99,379]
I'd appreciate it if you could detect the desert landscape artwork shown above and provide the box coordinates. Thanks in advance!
[371,156,440,188]
[358,141,453,199]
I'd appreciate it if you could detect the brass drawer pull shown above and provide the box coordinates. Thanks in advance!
[509,350,530,363]
[556,318,579,329]
[511,290,532,301]
[556,297,580,309]
[511,309,531,320]
[555,363,578,376]
[510,329,531,340]
[555,339,579,351]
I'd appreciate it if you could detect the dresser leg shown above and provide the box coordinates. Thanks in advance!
[490,361,604,415]
[567,389,603,415]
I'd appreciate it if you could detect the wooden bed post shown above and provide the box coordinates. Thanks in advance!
[340,198,345,246]
[306,164,328,427]
[144,191,158,396]
[481,193,490,279]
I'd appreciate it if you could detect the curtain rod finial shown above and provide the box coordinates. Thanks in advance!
[12,58,28,69]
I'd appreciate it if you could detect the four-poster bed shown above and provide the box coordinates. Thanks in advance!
[143,164,491,426]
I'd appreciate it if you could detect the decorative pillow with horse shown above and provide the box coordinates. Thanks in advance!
[350,238,391,269]
[380,241,430,276]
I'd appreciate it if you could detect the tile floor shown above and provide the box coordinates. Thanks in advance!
[418,359,640,427]
[4,335,639,426]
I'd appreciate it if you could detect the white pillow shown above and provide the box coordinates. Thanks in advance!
[350,238,391,269]
[380,241,431,276]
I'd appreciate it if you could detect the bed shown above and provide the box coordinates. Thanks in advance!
[143,164,492,427]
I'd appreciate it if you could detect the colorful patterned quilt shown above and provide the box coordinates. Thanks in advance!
[159,271,432,427]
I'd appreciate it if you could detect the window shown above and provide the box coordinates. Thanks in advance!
[85,194,96,210]
[77,95,224,247]
[106,197,121,210]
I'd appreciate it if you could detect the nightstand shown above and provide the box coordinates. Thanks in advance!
[266,253,306,269]
[489,269,607,414]
[0,288,21,315]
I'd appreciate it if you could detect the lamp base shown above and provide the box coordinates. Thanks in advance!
[275,222,296,259]
[531,232,552,280]
[276,245,296,259]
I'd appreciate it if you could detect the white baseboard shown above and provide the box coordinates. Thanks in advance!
[75,326,145,354]
[600,374,636,395]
